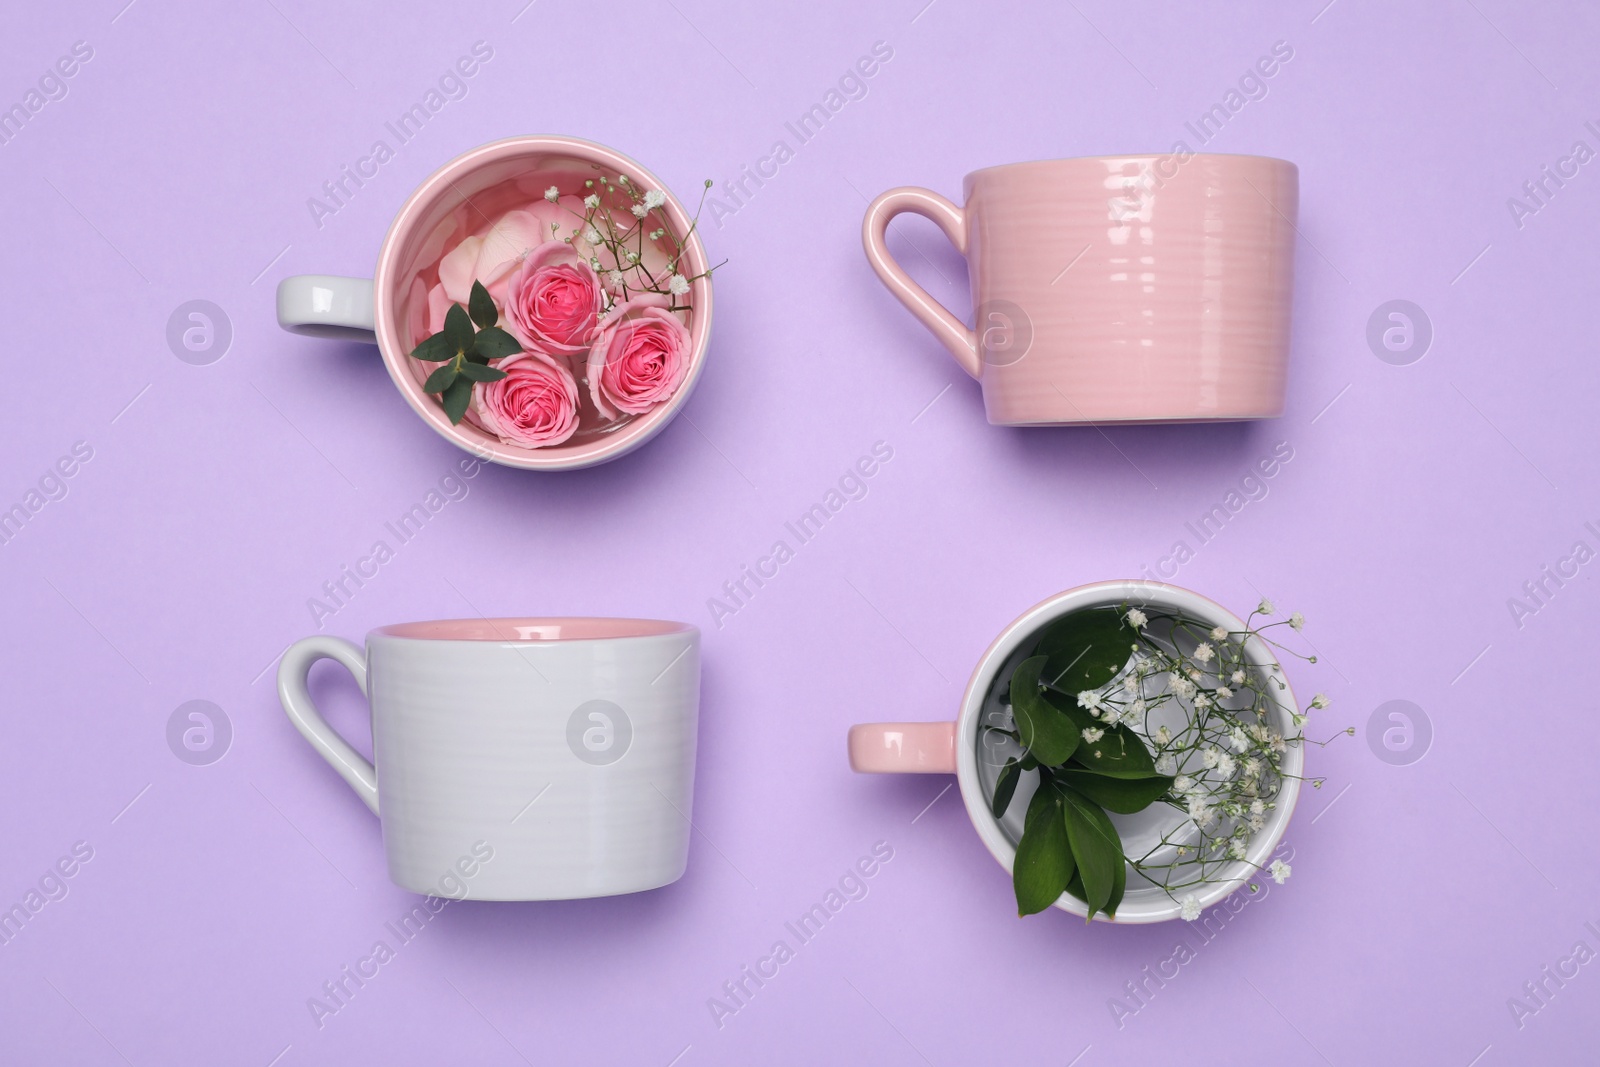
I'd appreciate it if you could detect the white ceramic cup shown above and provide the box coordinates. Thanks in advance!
[848,581,1303,923]
[277,617,700,900]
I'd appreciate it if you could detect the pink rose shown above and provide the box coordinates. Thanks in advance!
[586,295,693,419]
[470,352,581,448]
[504,242,603,354]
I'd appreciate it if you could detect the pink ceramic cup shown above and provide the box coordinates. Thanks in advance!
[862,154,1298,425]
[276,136,714,471]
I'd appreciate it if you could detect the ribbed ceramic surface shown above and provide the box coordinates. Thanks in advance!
[965,154,1297,424]
[366,629,699,900]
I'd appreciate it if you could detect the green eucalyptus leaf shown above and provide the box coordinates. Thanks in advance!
[440,376,473,425]
[422,363,459,394]
[458,361,508,383]
[408,332,454,362]
[443,303,474,355]
[468,280,498,329]
[473,325,522,361]
[1013,784,1074,917]
[1035,608,1133,693]
[1057,768,1173,813]
[1009,656,1079,767]
[990,760,1021,820]
[1061,787,1123,920]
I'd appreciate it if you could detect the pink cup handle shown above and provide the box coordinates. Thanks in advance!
[848,722,957,774]
[861,188,981,380]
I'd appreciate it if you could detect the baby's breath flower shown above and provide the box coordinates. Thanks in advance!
[583,193,600,209]
[1229,726,1249,752]
[1269,859,1291,884]
[1180,895,1202,921]
[625,250,639,263]
[1156,725,1171,745]
[583,226,602,244]
[607,270,626,288]
[1173,774,1194,794]
[1257,598,1275,616]
[1228,838,1247,860]
[631,203,648,218]
[1193,693,1212,710]
[1202,747,1221,770]
[1210,626,1228,641]
[1155,754,1177,775]
[1082,727,1104,743]
[1077,690,1103,711]
[1247,814,1265,832]
[1310,693,1330,710]
[1215,752,1237,778]
[1249,799,1265,815]
[644,189,667,209]
[544,186,560,202]
[668,273,691,296]
[1231,669,1246,686]
[1193,642,1215,664]
[1289,612,1305,631]
[1126,608,1147,629]
[1215,686,1233,700]
[1122,674,1140,693]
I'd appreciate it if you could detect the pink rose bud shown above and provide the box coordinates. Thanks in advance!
[504,242,603,354]
[586,294,692,419]
[470,352,581,448]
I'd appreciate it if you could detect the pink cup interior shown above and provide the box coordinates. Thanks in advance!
[372,617,695,642]
[372,136,714,470]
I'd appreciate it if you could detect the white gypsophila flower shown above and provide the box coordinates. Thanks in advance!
[1186,665,1202,680]
[668,273,691,296]
[1310,693,1330,710]
[1077,690,1102,711]
[1229,726,1249,752]
[1210,626,1228,641]
[1173,774,1193,794]
[544,186,560,202]
[1155,754,1177,776]
[1289,612,1305,631]
[1249,799,1265,815]
[1156,725,1171,745]
[1216,753,1237,778]
[1082,727,1104,743]
[1243,758,1261,778]
[1270,859,1291,884]
[1193,693,1212,710]
[1292,712,1308,728]
[1187,796,1215,828]
[1202,747,1220,769]
[1126,608,1147,629]
[1270,733,1286,754]
[1251,723,1271,742]
[1180,895,1202,921]
[1248,814,1265,832]
[1228,838,1247,860]
[1126,699,1146,722]
[607,270,626,288]
[626,250,639,263]
[1216,686,1233,700]
[1193,642,1214,664]
[644,189,667,208]
[1101,707,1119,724]
[584,227,602,244]
[631,203,648,218]
[583,194,600,209]
[1123,674,1140,693]
[1258,598,1275,616]
[1231,669,1247,686]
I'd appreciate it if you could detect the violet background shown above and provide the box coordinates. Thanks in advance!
[1,0,1595,1063]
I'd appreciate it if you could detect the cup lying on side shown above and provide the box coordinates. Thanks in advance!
[862,154,1298,425]
[277,617,699,900]
[847,581,1303,923]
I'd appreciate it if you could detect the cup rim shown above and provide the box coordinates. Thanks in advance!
[964,152,1297,185]
[369,617,697,643]
[372,134,714,471]
[953,580,1303,924]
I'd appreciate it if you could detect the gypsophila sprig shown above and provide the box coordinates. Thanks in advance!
[983,598,1342,920]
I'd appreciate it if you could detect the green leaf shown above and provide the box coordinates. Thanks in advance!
[440,376,473,425]
[458,361,508,383]
[468,280,498,329]
[472,325,523,361]
[1009,656,1079,767]
[1061,787,1124,920]
[1013,784,1074,916]
[1034,609,1133,693]
[443,303,473,356]
[990,760,1020,820]
[409,332,454,362]
[1040,690,1160,779]
[422,363,458,394]
[1057,769,1173,813]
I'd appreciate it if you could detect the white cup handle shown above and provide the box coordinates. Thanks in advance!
[276,275,377,343]
[277,636,379,814]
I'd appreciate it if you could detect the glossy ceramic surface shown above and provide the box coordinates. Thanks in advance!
[863,154,1298,425]
[278,617,700,900]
